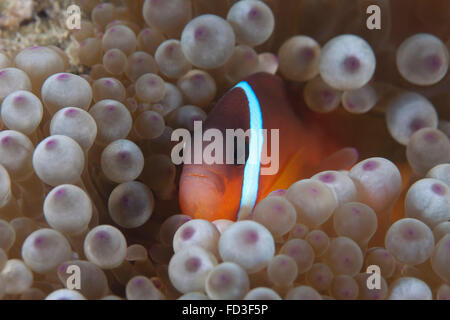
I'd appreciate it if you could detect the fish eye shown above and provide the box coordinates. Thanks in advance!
[233,136,249,166]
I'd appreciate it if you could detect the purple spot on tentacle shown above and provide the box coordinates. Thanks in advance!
[248,8,260,19]
[45,139,57,150]
[194,27,208,40]
[321,90,334,104]
[181,226,195,240]
[245,229,259,244]
[134,277,144,286]
[13,95,26,104]
[409,118,425,132]
[288,247,300,257]
[344,55,361,73]
[300,47,315,62]
[431,183,446,196]
[424,131,438,143]
[1,136,11,145]
[118,151,129,161]
[57,73,70,80]
[219,273,230,283]
[165,44,175,55]
[95,230,110,241]
[185,257,201,272]
[64,108,78,116]
[55,187,66,197]
[404,227,416,239]
[104,79,114,86]
[424,54,442,72]
[273,203,284,213]
[121,195,132,207]
[272,189,286,196]
[363,160,378,171]
[58,263,68,274]
[33,236,45,247]
[320,173,335,183]
[278,258,288,267]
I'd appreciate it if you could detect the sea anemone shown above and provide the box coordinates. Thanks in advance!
[0,0,448,300]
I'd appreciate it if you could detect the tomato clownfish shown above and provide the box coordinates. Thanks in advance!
[179,72,358,221]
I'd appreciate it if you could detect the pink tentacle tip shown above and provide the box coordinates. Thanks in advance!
[57,73,70,80]
[273,203,284,213]
[64,108,78,116]
[424,54,442,72]
[55,187,67,197]
[106,105,116,112]
[320,173,335,183]
[94,230,110,241]
[45,139,57,150]
[13,95,26,104]
[1,136,12,145]
[272,189,286,196]
[424,131,438,143]
[248,8,260,20]
[344,55,361,73]
[181,226,195,240]
[0,70,6,77]
[362,160,378,171]
[165,45,175,55]
[118,151,130,161]
[193,73,205,83]
[58,263,68,274]
[185,257,201,272]
[300,47,316,62]
[409,118,425,132]
[431,183,446,196]
[194,27,208,41]
[121,195,132,207]
[244,229,259,244]
[104,79,115,86]
[133,277,144,286]
[33,236,45,247]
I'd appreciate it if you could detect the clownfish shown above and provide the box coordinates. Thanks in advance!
[179,72,358,221]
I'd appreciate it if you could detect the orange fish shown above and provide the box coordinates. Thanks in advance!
[179,72,357,221]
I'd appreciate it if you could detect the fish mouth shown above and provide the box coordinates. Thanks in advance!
[181,166,226,195]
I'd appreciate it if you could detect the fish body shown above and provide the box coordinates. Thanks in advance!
[179,72,348,221]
